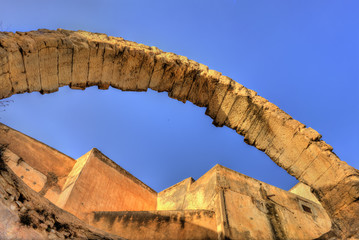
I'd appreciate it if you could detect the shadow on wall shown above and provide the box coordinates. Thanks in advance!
[86,210,218,240]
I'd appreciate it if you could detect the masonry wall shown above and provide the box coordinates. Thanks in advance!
[217,166,332,239]
[158,167,219,211]
[3,148,47,192]
[0,123,75,185]
[86,210,218,240]
[0,123,76,203]
[1,29,359,238]
[0,121,333,239]
[58,148,157,220]
[289,182,320,204]
[157,177,194,211]
[158,164,332,240]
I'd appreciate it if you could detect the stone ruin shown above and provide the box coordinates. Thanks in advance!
[0,29,358,239]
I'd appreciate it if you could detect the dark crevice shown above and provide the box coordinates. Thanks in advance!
[147,54,158,87]
[17,44,29,91]
[56,44,60,87]
[210,80,234,127]
[86,42,91,86]
[260,184,287,240]
[184,70,200,102]
[100,43,106,82]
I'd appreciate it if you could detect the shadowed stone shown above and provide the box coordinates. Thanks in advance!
[0,29,358,239]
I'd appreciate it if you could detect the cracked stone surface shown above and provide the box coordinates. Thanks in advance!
[0,29,358,239]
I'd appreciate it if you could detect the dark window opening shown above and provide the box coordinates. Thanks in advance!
[301,204,312,214]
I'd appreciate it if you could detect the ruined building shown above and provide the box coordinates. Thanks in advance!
[0,29,358,239]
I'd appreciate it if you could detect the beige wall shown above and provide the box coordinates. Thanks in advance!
[1,30,359,238]
[0,121,333,239]
[86,210,218,240]
[157,177,194,211]
[289,182,320,204]
[158,167,219,211]
[59,148,157,220]
[3,148,47,192]
[0,123,75,189]
[216,165,331,239]
[158,164,331,240]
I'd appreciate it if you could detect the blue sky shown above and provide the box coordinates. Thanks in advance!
[0,0,358,192]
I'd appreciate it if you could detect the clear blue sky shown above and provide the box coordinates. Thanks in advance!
[0,0,358,192]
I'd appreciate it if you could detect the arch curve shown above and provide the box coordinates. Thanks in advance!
[0,29,358,237]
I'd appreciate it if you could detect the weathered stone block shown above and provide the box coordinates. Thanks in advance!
[319,175,359,216]
[14,34,41,92]
[243,108,267,146]
[237,95,267,137]
[213,80,245,127]
[300,127,322,141]
[187,67,222,108]
[168,55,190,100]
[39,46,59,93]
[87,41,105,87]
[99,43,116,89]
[312,157,357,193]
[27,31,63,93]
[186,63,211,107]
[225,95,250,131]
[287,143,321,177]
[205,75,231,119]
[299,149,334,184]
[57,37,74,87]
[0,47,12,98]
[174,60,201,102]
[0,33,28,94]
[135,48,156,91]
[274,131,311,171]
[112,45,146,91]
[257,113,305,169]
[253,116,305,168]
[70,35,90,89]
[156,52,185,93]
[148,52,167,91]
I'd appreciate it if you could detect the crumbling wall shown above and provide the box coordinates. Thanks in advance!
[216,166,331,239]
[158,165,332,239]
[3,148,47,192]
[0,145,124,239]
[0,29,358,238]
[86,210,218,240]
[0,123,76,204]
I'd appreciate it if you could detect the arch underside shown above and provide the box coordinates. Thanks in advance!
[0,29,358,238]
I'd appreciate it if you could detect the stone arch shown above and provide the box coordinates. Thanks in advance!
[0,29,358,237]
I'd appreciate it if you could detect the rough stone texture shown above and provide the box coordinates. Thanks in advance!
[1,125,335,239]
[0,146,125,239]
[157,177,194,211]
[0,45,13,99]
[0,123,76,200]
[0,29,358,238]
[86,210,218,240]
[159,164,331,240]
[3,149,47,192]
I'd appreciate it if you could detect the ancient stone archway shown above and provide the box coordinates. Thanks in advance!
[0,29,358,238]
